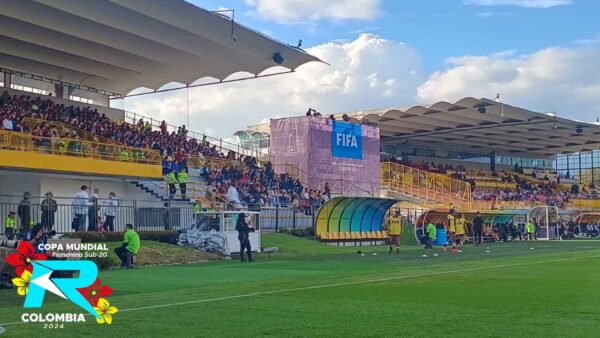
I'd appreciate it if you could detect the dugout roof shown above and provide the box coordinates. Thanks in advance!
[348,97,600,159]
[0,0,321,95]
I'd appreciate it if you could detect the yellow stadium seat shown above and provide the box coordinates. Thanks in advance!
[320,233,329,240]
[380,231,389,239]
[351,232,360,240]
[334,232,342,240]
[360,232,368,239]
[367,231,377,239]
[344,232,352,240]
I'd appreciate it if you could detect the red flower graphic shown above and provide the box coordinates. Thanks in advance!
[4,241,47,277]
[78,278,113,306]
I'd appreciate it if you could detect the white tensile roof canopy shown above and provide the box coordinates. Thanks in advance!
[0,0,321,95]
[348,98,600,159]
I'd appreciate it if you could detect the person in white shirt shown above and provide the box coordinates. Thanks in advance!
[2,116,14,131]
[103,192,119,231]
[227,184,241,210]
[72,185,90,231]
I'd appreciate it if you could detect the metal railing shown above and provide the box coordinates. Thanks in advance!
[280,163,377,197]
[381,161,472,208]
[21,117,244,170]
[0,196,188,233]
[0,195,315,234]
[124,110,263,158]
[21,117,113,145]
[0,130,161,165]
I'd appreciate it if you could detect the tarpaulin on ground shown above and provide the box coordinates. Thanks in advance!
[178,229,230,256]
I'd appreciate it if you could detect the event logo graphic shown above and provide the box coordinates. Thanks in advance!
[4,241,118,325]
[332,121,363,159]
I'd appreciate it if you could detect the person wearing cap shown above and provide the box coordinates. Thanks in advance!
[73,185,90,232]
[4,211,16,240]
[41,191,58,230]
[17,192,32,233]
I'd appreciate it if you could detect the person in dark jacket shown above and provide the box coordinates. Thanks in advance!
[88,194,99,231]
[17,191,32,233]
[472,211,484,246]
[235,213,255,263]
[41,191,58,230]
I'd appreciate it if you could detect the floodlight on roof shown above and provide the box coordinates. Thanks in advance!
[273,52,284,65]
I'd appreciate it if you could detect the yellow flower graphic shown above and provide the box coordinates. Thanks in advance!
[94,298,118,325]
[12,270,32,296]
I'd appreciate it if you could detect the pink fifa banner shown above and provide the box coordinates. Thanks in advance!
[270,116,380,197]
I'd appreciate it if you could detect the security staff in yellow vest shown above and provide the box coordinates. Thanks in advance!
[166,171,177,199]
[4,211,17,240]
[118,149,130,161]
[193,199,202,226]
[178,169,188,199]
[387,209,403,254]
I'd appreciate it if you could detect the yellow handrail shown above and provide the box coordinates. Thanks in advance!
[282,163,376,196]
[380,161,473,208]
[22,117,114,145]
[0,130,161,165]
[22,117,245,169]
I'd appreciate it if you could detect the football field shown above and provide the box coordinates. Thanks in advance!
[1,234,599,337]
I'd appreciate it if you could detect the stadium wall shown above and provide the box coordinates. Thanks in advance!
[0,171,161,203]
[0,149,161,179]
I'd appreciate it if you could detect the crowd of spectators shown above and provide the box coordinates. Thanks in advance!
[200,160,329,210]
[0,92,241,160]
[392,158,598,206]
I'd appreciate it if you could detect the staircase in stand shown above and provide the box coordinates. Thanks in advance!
[131,174,208,202]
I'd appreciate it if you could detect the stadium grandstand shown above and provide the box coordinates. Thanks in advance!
[237,98,600,213]
[0,2,599,337]
[0,0,320,233]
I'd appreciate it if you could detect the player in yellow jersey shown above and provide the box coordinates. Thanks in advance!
[453,213,467,252]
[443,209,456,251]
[387,210,403,254]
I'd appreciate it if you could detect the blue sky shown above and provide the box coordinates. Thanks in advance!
[189,0,599,73]
[127,1,600,137]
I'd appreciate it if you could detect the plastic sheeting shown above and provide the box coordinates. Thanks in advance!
[178,229,230,256]
[270,116,380,196]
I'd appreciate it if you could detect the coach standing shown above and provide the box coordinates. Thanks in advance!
[472,211,484,246]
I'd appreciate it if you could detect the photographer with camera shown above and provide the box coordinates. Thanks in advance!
[235,213,255,263]
[22,223,50,254]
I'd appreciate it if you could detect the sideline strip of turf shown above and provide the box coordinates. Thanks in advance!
[2,252,597,327]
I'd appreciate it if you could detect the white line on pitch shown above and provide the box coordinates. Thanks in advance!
[1,254,598,326]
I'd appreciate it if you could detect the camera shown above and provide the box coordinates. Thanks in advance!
[0,240,20,249]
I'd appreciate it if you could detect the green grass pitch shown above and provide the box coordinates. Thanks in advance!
[1,234,599,337]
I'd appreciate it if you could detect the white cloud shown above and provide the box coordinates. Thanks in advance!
[121,34,422,137]
[575,35,600,45]
[120,35,600,140]
[476,11,512,17]
[464,0,572,8]
[417,47,600,121]
[244,0,380,22]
